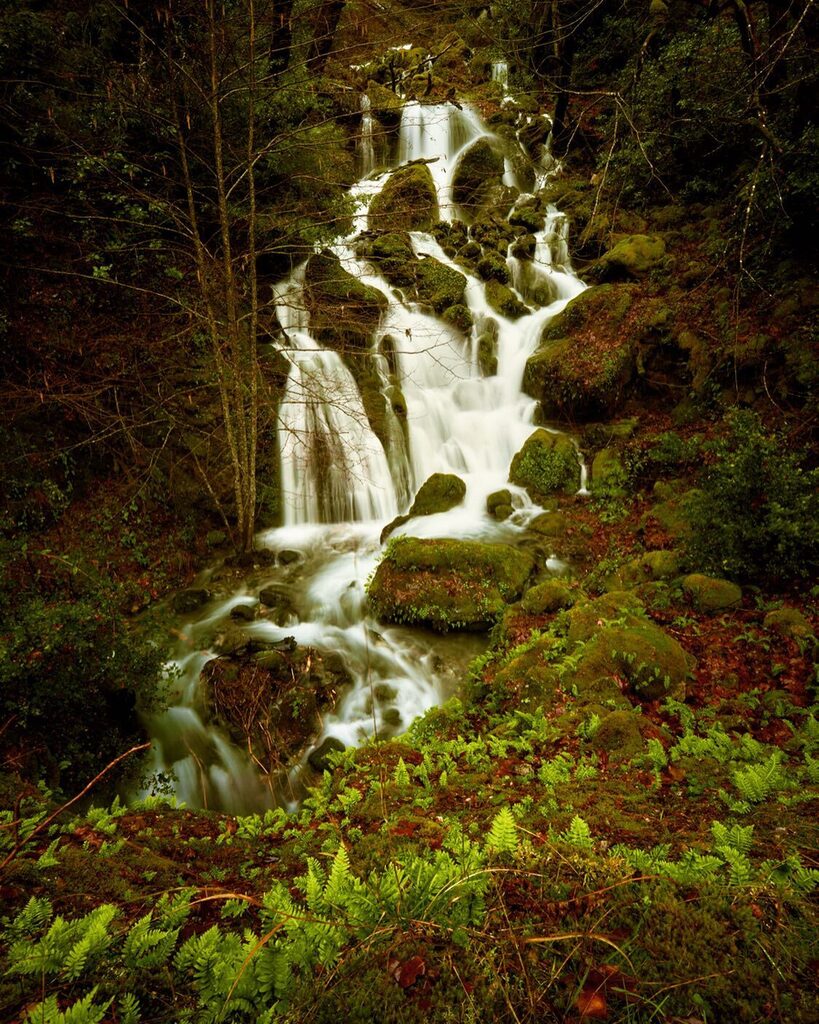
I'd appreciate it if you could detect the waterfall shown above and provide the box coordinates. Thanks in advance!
[142,102,587,813]
[358,94,375,176]
[491,61,509,91]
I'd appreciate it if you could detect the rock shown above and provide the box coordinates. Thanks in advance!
[415,257,467,313]
[365,80,402,118]
[583,419,639,448]
[591,710,646,760]
[476,316,499,376]
[763,608,813,638]
[509,429,580,501]
[304,250,386,351]
[591,234,667,281]
[476,250,510,283]
[485,279,529,320]
[369,163,439,232]
[523,285,636,421]
[443,303,472,334]
[172,588,210,614]
[641,489,702,541]
[364,231,416,286]
[681,574,742,613]
[509,199,545,233]
[279,549,301,565]
[568,591,646,644]
[409,473,467,516]
[230,602,257,622]
[452,138,505,210]
[591,449,626,494]
[487,488,513,521]
[528,511,568,536]
[308,737,346,773]
[368,537,534,632]
[511,233,536,260]
[492,636,562,706]
[520,580,574,615]
[569,621,691,702]
[258,586,296,625]
[606,550,682,591]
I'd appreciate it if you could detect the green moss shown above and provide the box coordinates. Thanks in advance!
[485,278,529,319]
[476,250,510,283]
[442,303,472,334]
[415,257,466,313]
[477,317,499,375]
[605,550,682,591]
[369,163,439,232]
[567,591,646,643]
[520,580,574,615]
[569,621,691,702]
[763,608,813,638]
[368,538,534,632]
[591,709,646,759]
[408,473,466,516]
[452,138,505,209]
[591,234,667,281]
[509,429,580,501]
[590,448,626,494]
[364,231,415,286]
[304,251,386,351]
[681,573,743,613]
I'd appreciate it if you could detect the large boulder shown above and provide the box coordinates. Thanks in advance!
[368,537,534,631]
[568,621,692,703]
[363,231,416,286]
[369,163,439,232]
[485,279,529,320]
[681,574,742,613]
[452,138,505,210]
[591,234,666,281]
[409,473,466,516]
[523,285,636,421]
[415,257,467,313]
[304,251,386,351]
[520,580,574,615]
[509,429,580,502]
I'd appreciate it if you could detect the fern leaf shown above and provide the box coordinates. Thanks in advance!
[486,807,518,856]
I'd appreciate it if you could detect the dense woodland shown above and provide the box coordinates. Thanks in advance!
[1,1,817,1022]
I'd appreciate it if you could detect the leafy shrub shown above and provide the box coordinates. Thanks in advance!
[685,411,819,583]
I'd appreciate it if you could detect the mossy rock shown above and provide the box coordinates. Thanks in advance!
[606,550,682,591]
[591,710,646,760]
[308,736,346,773]
[415,257,466,313]
[487,488,513,521]
[304,251,387,351]
[443,303,473,334]
[368,537,534,632]
[567,591,646,644]
[369,163,439,232]
[491,636,562,706]
[452,138,505,210]
[591,448,626,494]
[365,80,403,118]
[511,233,536,260]
[763,607,813,638]
[509,198,545,233]
[477,317,499,376]
[591,234,667,282]
[681,574,742,613]
[476,250,510,283]
[520,580,574,615]
[457,240,482,266]
[409,473,466,516]
[641,488,702,541]
[523,285,636,420]
[509,429,580,502]
[365,231,416,286]
[485,279,529,320]
[569,622,691,702]
[172,588,210,614]
[528,511,567,536]
[583,419,640,448]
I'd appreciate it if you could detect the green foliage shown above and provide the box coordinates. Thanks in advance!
[686,411,819,584]
[485,807,518,856]
[732,753,788,805]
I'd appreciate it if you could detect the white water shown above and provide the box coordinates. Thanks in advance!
[141,101,586,812]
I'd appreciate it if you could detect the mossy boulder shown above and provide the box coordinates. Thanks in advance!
[365,231,416,286]
[591,710,646,760]
[308,736,346,772]
[591,448,626,494]
[476,250,510,283]
[172,588,210,614]
[606,550,682,591]
[509,198,545,233]
[365,80,403,118]
[304,251,386,351]
[520,580,574,615]
[477,317,499,375]
[369,163,439,232]
[763,608,813,638]
[415,257,466,313]
[443,303,473,334]
[509,429,580,502]
[641,488,702,541]
[568,591,646,644]
[452,138,505,210]
[485,279,529,320]
[681,574,742,613]
[491,636,562,706]
[409,473,466,516]
[528,511,568,537]
[487,488,513,521]
[511,233,537,260]
[368,537,534,631]
[523,285,636,420]
[569,622,691,702]
[591,234,667,282]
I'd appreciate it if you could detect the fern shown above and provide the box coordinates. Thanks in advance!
[24,989,111,1024]
[393,757,411,787]
[118,993,141,1024]
[538,752,573,787]
[711,820,754,855]
[733,752,787,803]
[559,816,593,850]
[122,912,180,970]
[646,738,668,770]
[485,807,518,856]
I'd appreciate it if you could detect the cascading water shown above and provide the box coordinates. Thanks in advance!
[358,94,375,176]
[141,101,587,813]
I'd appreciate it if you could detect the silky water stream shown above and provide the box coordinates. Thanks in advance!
[141,101,587,813]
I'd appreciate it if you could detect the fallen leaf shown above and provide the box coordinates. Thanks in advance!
[398,955,426,989]
[575,988,608,1019]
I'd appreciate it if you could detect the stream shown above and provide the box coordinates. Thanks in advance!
[140,99,586,813]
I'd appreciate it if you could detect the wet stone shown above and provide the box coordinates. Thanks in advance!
[308,737,346,772]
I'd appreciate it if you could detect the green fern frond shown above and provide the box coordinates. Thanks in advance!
[486,807,518,856]
[560,815,593,850]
